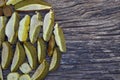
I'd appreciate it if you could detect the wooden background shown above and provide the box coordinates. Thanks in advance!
[45,0,120,80]
[2,0,120,80]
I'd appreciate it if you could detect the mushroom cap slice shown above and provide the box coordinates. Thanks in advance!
[11,42,25,72]
[15,0,52,11]
[18,15,30,42]
[53,23,66,52]
[24,42,37,69]
[31,60,49,80]
[1,42,13,69]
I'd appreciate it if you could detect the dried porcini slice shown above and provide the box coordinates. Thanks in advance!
[48,34,55,56]
[1,42,13,69]
[31,60,49,80]
[18,15,30,42]
[29,12,42,44]
[11,42,25,72]
[19,62,32,74]
[19,74,31,80]
[5,12,20,44]
[54,23,67,52]
[15,0,52,11]
[24,42,37,69]
[6,0,24,5]
[43,9,54,41]
[49,47,61,71]
[7,72,20,80]
[3,5,13,17]
[37,38,46,64]
[0,16,7,48]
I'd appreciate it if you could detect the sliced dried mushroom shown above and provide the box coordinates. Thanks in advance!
[53,23,66,52]
[0,0,5,7]
[1,42,13,69]
[43,9,54,41]
[15,0,52,11]
[19,62,32,74]
[11,42,25,72]
[18,15,30,42]
[19,74,31,80]
[48,34,55,56]
[31,60,49,80]
[29,12,42,44]
[0,8,3,16]
[37,38,46,64]
[49,47,61,71]
[0,16,7,48]
[24,42,37,69]
[0,65,3,80]
[6,0,24,5]
[5,12,20,44]
[7,72,20,80]
[3,5,13,17]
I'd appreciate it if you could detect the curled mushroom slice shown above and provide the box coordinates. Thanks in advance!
[29,12,42,44]
[53,23,66,52]
[48,34,55,56]
[1,42,13,69]
[15,0,52,11]
[11,42,25,72]
[37,38,46,64]
[43,9,54,41]
[7,72,20,80]
[49,48,61,71]
[6,0,24,5]
[0,16,7,48]
[18,15,30,42]
[24,42,37,69]
[3,5,13,17]
[19,74,31,80]
[31,60,49,80]
[0,0,5,7]
[5,12,20,44]
[19,62,32,74]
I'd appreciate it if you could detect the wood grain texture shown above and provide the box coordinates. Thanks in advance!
[1,0,120,80]
[45,0,120,80]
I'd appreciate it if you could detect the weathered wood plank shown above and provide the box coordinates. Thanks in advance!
[45,0,120,80]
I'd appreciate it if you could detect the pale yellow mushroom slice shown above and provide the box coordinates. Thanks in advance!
[0,66,3,80]
[29,12,42,44]
[11,42,25,72]
[43,9,54,41]
[24,42,37,69]
[15,0,52,11]
[53,23,66,52]
[49,48,61,71]
[0,16,7,48]
[31,60,49,80]
[37,38,46,64]
[5,12,20,44]
[18,15,30,42]
[48,34,55,56]
[19,74,31,80]
[1,42,13,69]
[7,72,20,80]
[19,62,32,74]
[6,0,24,5]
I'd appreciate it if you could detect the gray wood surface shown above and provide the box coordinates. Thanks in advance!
[45,0,120,80]
[1,0,120,80]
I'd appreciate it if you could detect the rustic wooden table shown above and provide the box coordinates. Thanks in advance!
[2,0,120,80]
[45,0,120,80]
